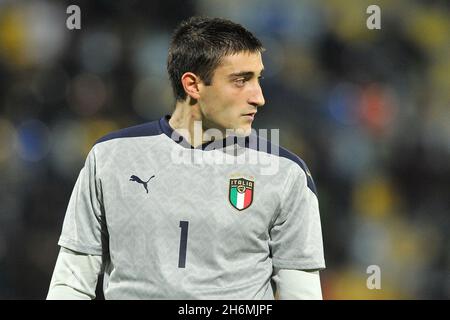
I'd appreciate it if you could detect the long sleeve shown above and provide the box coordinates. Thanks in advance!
[272,268,323,300]
[46,247,103,300]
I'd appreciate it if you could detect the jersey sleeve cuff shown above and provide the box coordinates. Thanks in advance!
[58,237,103,256]
[272,256,326,271]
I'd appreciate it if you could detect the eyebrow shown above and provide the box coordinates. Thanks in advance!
[228,69,264,78]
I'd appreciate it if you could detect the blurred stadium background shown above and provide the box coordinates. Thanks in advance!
[0,0,449,299]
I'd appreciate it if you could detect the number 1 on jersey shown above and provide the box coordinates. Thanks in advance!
[178,221,189,268]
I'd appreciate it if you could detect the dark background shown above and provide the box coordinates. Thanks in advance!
[0,0,449,299]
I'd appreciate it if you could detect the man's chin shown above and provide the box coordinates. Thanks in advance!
[233,126,252,137]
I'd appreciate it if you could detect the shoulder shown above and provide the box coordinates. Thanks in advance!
[244,133,318,196]
[94,119,163,146]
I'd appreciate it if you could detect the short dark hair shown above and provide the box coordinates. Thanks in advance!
[167,16,264,101]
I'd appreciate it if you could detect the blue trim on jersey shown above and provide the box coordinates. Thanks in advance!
[241,133,318,196]
[95,115,317,196]
[95,120,162,145]
[279,148,318,196]
[159,115,237,150]
[159,115,174,137]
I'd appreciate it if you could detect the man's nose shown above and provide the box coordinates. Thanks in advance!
[248,83,265,108]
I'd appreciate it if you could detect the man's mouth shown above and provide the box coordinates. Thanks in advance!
[242,111,257,120]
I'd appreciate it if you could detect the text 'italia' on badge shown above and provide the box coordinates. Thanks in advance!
[229,178,254,211]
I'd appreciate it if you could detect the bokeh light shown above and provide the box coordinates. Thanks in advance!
[14,119,52,162]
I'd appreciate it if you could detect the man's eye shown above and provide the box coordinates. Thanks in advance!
[235,78,246,87]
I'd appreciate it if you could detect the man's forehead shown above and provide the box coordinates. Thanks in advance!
[217,51,264,74]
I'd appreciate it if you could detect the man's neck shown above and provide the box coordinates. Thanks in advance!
[168,101,225,148]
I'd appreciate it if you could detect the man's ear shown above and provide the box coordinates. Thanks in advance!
[181,72,201,100]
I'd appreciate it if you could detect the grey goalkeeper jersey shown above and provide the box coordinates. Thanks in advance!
[58,115,325,299]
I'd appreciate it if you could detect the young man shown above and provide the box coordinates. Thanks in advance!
[47,17,325,300]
